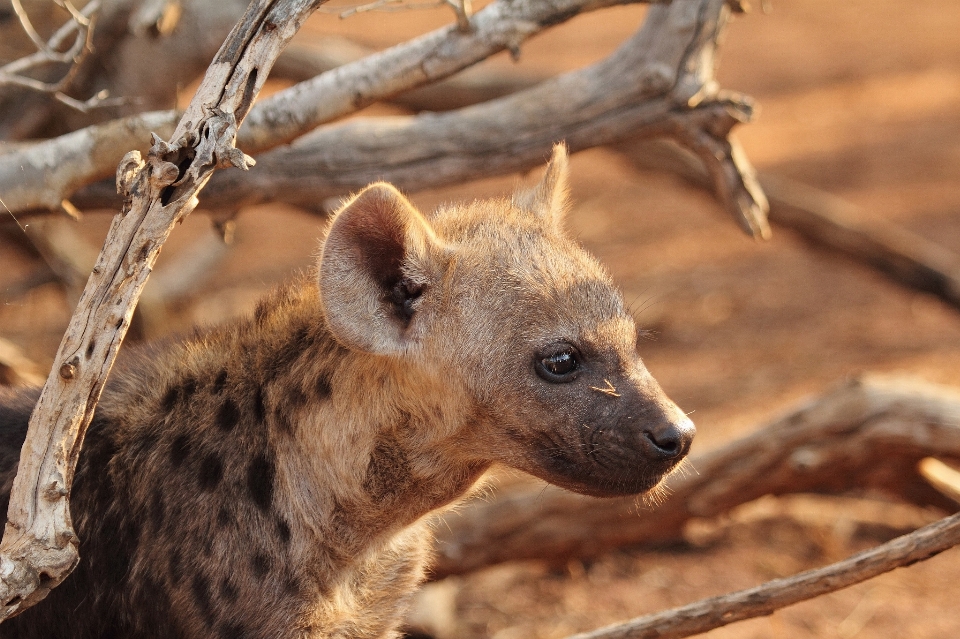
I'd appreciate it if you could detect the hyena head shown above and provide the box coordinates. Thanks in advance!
[318,144,694,498]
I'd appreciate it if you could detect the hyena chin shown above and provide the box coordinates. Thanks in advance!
[0,144,693,639]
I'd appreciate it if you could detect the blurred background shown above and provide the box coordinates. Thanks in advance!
[2,1,960,637]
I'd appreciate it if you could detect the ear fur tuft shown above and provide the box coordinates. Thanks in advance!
[513,143,570,224]
[318,183,441,354]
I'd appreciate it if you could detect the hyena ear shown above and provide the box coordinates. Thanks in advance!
[318,183,443,354]
[512,143,570,224]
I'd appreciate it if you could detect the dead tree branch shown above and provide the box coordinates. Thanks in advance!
[2,0,769,238]
[0,0,324,620]
[0,0,654,214]
[59,0,769,237]
[0,0,120,113]
[430,375,960,578]
[562,510,960,639]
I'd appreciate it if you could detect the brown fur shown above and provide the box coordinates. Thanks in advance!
[0,145,693,638]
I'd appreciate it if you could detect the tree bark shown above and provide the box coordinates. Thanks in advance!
[430,375,960,579]
[0,0,324,620]
[0,0,655,214]
[63,0,770,238]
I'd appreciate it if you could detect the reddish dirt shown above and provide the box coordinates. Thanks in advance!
[3,1,960,637]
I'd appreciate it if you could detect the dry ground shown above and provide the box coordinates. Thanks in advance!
[2,1,960,637]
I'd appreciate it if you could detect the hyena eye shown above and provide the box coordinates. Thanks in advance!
[534,345,581,383]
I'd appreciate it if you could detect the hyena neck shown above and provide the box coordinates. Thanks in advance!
[104,279,488,560]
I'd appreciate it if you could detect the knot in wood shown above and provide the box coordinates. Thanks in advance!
[43,481,67,502]
[115,151,145,199]
[58,357,79,380]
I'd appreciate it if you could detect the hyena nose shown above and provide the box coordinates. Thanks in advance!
[643,415,695,460]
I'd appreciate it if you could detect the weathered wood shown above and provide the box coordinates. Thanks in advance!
[68,0,770,237]
[0,0,653,214]
[0,0,324,621]
[562,509,960,639]
[430,375,960,578]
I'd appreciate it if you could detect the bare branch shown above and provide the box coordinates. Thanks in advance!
[562,510,960,639]
[64,1,770,237]
[0,0,102,110]
[0,0,658,214]
[0,0,325,620]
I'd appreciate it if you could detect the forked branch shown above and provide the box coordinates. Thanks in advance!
[0,0,119,113]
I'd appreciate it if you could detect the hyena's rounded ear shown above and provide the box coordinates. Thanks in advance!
[318,183,444,355]
[512,143,570,225]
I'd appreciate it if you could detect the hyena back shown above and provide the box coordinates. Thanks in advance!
[0,145,693,638]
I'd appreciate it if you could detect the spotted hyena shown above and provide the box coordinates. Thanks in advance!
[0,145,693,638]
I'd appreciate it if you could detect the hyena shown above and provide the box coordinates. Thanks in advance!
[0,145,693,639]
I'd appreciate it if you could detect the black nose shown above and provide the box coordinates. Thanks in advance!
[643,416,695,460]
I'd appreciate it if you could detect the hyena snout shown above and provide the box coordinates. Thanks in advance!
[639,412,695,461]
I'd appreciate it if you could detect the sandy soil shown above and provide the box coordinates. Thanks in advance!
[2,1,960,637]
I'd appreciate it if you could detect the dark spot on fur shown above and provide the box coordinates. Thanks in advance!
[191,573,216,626]
[363,436,411,501]
[86,340,95,358]
[266,326,310,379]
[161,386,178,412]
[219,576,239,603]
[169,548,183,582]
[276,516,291,544]
[251,552,271,577]
[216,399,239,432]
[198,452,224,491]
[217,506,232,528]
[219,622,248,639]
[182,376,197,399]
[213,369,228,394]
[169,434,191,468]
[246,454,275,512]
[315,372,332,400]
[289,386,308,408]
[160,377,197,413]
[253,388,267,423]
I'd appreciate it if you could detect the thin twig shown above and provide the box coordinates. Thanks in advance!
[0,0,107,112]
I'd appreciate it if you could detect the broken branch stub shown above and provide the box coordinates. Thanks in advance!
[0,0,325,621]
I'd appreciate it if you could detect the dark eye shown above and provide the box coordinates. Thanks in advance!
[534,346,581,383]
